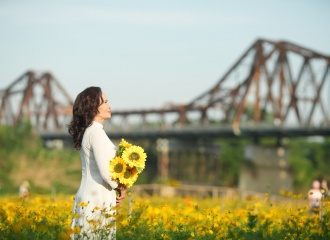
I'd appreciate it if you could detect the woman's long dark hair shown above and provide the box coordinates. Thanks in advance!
[68,87,103,150]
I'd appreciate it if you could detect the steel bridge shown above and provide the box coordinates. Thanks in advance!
[1,38,330,141]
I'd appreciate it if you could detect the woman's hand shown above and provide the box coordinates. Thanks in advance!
[116,185,127,206]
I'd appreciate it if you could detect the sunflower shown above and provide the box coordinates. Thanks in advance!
[117,138,133,156]
[119,138,132,148]
[109,156,126,180]
[122,145,147,169]
[120,166,139,188]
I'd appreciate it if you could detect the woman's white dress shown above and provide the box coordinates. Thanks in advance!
[71,121,119,239]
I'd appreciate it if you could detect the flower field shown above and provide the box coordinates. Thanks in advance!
[0,191,329,240]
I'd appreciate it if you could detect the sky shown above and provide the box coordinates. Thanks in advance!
[0,0,329,111]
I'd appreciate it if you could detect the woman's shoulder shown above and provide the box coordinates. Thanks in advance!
[86,122,104,135]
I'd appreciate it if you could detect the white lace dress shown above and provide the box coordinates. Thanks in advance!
[71,121,119,239]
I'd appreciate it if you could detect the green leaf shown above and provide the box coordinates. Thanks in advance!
[136,167,144,173]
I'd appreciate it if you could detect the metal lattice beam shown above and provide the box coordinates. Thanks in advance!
[0,71,73,130]
[1,39,329,134]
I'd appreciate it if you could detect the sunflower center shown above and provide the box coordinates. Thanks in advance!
[124,170,132,179]
[129,152,140,161]
[114,163,123,173]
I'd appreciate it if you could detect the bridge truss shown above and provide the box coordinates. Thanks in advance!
[1,39,330,137]
[0,71,73,130]
[108,38,330,135]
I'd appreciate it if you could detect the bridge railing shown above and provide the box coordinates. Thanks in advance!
[38,122,330,142]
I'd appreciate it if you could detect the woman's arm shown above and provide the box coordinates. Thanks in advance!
[91,128,119,189]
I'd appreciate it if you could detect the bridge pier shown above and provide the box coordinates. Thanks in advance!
[238,144,293,195]
[156,138,221,185]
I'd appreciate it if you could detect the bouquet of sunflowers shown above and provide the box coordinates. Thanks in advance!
[109,139,147,188]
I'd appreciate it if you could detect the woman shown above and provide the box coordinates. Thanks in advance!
[307,180,322,216]
[68,86,126,239]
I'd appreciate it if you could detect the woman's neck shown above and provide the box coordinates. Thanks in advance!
[93,117,104,125]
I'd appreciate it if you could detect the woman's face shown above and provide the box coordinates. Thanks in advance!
[94,92,111,124]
